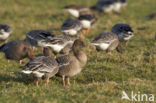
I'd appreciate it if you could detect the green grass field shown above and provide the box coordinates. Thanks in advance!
[0,0,156,103]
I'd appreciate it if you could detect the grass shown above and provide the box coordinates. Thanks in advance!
[0,0,156,103]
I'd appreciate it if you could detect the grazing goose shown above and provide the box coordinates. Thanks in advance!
[0,24,12,46]
[112,23,134,46]
[0,40,34,64]
[64,4,91,18]
[93,0,115,14]
[22,56,59,86]
[78,14,97,34]
[42,34,74,58]
[61,18,82,37]
[56,39,87,87]
[92,32,122,53]
[26,30,54,52]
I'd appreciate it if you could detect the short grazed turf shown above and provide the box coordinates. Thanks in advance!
[0,0,156,103]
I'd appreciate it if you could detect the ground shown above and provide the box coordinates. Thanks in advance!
[0,0,156,103]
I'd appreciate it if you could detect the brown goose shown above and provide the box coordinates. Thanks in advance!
[56,39,87,87]
[0,40,34,64]
[22,56,59,86]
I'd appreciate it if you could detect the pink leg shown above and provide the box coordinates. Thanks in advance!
[66,77,70,87]
[32,47,35,52]
[19,60,22,64]
[36,78,39,87]
[41,48,44,53]
[62,76,65,87]
[7,60,10,64]
[125,41,128,46]
[46,78,49,86]
[123,7,126,11]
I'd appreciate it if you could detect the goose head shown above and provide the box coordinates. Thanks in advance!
[112,23,134,41]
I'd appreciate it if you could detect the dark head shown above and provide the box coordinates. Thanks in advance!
[112,23,134,41]
[0,24,12,34]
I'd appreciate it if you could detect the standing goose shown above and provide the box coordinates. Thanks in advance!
[26,30,55,52]
[0,40,34,64]
[0,24,12,46]
[64,4,91,18]
[22,56,59,86]
[112,23,134,46]
[92,32,122,53]
[56,39,87,87]
[61,18,82,37]
[42,34,74,58]
[78,14,97,34]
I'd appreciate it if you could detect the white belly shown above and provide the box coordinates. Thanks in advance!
[67,9,79,17]
[0,32,10,40]
[113,3,121,11]
[33,71,44,78]
[80,20,91,28]
[92,43,110,50]
[103,5,114,13]
[62,29,77,36]
[50,44,64,52]
[100,43,110,50]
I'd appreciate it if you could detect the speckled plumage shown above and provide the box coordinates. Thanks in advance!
[92,32,120,52]
[22,56,59,86]
[61,18,82,36]
[26,30,55,48]
[42,34,74,56]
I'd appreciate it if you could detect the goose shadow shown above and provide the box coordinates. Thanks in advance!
[0,72,35,85]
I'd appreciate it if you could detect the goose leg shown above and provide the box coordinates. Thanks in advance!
[19,60,23,64]
[46,78,49,86]
[36,78,39,87]
[7,59,10,64]
[62,76,65,87]
[122,7,126,11]
[67,77,70,87]
[86,27,90,34]
[125,41,128,46]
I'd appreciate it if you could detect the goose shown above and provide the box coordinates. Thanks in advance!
[92,32,122,53]
[22,56,59,86]
[78,14,97,34]
[93,0,115,14]
[0,40,34,64]
[112,23,134,46]
[56,39,87,87]
[64,4,91,18]
[26,30,55,52]
[42,34,74,58]
[61,18,82,37]
[0,24,12,46]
